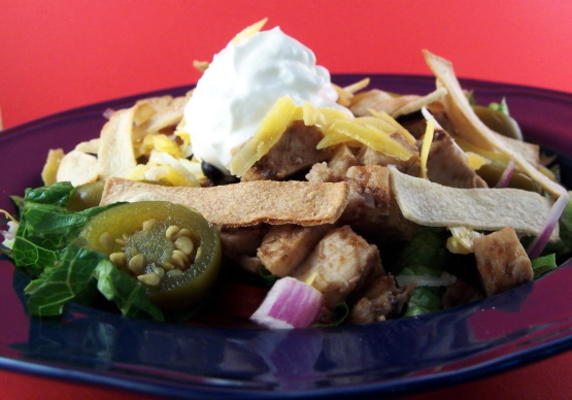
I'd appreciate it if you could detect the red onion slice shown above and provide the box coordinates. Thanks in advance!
[250,277,324,329]
[496,160,515,188]
[527,192,570,259]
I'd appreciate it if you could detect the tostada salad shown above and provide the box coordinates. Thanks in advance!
[1,19,571,328]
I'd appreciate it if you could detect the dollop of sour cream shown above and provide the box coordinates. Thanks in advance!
[182,27,344,173]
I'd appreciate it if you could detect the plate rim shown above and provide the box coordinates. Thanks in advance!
[2,74,572,399]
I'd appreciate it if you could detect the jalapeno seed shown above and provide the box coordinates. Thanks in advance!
[174,236,194,256]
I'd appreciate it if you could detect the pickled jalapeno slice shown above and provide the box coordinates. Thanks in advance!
[80,201,221,309]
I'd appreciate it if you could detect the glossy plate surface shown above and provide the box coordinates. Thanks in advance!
[1,75,572,399]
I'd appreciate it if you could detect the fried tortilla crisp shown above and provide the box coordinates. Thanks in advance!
[423,50,564,197]
[41,148,64,185]
[56,150,99,187]
[100,178,349,227]
[97,101,155,179]
[389,166,558,239]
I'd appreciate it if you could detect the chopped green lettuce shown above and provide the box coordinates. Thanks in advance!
[404,287,443,317]
[488,97,510,116]
[7,182,164,321]
[532,253,557,279]
[397,227,451,317]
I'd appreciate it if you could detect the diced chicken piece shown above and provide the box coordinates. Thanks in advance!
[257,225,330,277]
[357,144,420,176]
[236,255,263,274]
[294,225,382,308]
[342,165,417,239]
[473,227,533,296]
[306,144,359,183]
[220,226,268,274]
[442,280,482,309]
[242,121,330,181]
[427,131,488,188]
[350,275,413,324]
[327,144,361,178]
[220,226,268,259]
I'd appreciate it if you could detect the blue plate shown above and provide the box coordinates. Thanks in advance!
[1,75,572,399]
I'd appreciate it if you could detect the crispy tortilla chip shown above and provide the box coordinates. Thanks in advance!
[75,138,100,154]
[101,178,349,228]
[56,150,99,186]
[41,148,64,185]
[97,102,154,179]
[392,87,448,118]
[423,50,564,197]
[139,95,187,134]
[389,166,558,239]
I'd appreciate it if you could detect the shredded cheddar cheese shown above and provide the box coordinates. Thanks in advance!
[229,96,298,177]
[231,18,268,45]
[465,151,490,170]
[420,119,435,179]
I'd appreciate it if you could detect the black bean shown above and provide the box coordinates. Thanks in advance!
[201,160,226,183]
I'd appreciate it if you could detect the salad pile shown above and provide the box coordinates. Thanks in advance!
[1,19,572,328]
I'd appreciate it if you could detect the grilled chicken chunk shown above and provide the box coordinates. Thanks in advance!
[294,225,382,308]
[427,130,487,188]
[350,275,413,324]
[473,227,533,296]
[306,145,360,183]
[257,225,330,277]
[342,165,417,239]
[242,121,330,181]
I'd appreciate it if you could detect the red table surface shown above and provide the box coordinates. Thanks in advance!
[2,1,572,399]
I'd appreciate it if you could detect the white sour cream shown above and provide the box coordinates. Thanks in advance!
[182,27,344,173]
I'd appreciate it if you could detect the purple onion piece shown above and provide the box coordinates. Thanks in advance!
[496,160,515,188]
[250,277,324,329]
[527,192,570,259]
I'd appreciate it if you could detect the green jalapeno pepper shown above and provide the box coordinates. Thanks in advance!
[68,181,105,211]
[80,201,221,309]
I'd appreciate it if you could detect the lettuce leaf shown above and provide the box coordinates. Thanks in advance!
[24,182,75,207]
[10,182,118,275]
[24,245,105,316]
[397,227,450,317]
[95,259,164,321]
[532,253,557,279]
[404,287,443,317]
[8,182,163,321]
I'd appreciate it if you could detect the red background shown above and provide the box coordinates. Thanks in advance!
[2,1,572,399]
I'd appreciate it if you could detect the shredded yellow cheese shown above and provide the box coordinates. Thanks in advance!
[447,226,482,254]
[231,18,268,45]
[322,119,414,160]
[344,78,370,94]
[304,271,318,286]
[229,96,298,176]
[465,151,490,170]
[420,119,435,179]
[142,134,183,158]
[368,109,417,145]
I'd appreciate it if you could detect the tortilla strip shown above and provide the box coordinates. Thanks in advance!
[392,87,448,118]
[97,101,154,179]
[100,178,349,228]
[139,95,187,134]
[389,166,558,240]
[56,150,99,187]
[75,138,100,154]
[423,50,564,197]
[41,148,64,185]
[494,133,539,166]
